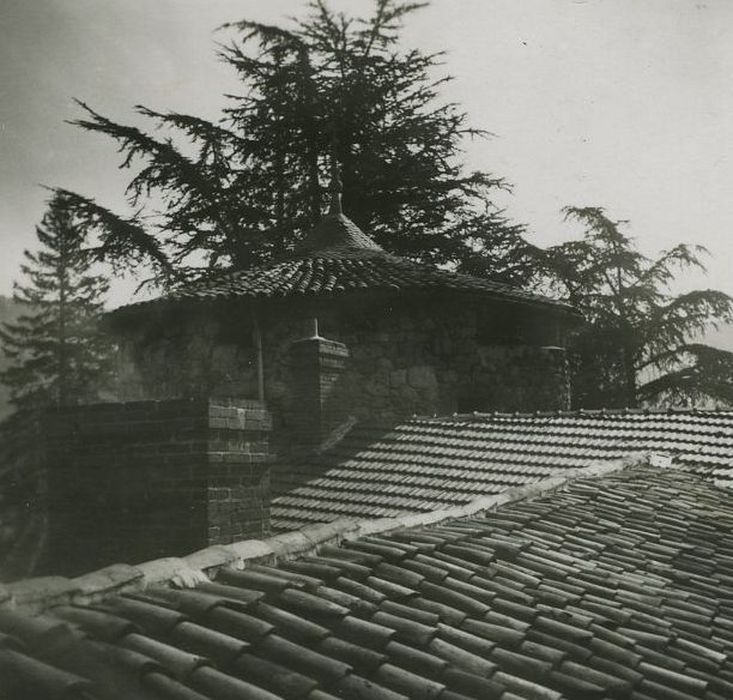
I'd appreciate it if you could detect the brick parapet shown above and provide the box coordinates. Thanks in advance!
[43,398,273,576]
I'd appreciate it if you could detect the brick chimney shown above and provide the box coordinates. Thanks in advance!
[288,327,351,453]
[43,398,272,576]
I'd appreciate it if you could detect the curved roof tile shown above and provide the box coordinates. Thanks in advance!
[5,466,733,699]
[272,408,733,532]
[115,210,576,315]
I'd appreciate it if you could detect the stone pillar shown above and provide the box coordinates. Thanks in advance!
[43,398,272,576]
[288,336,350,452]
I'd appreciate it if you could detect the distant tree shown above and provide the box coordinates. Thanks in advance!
[59,0,529,288]
[0,195,113,412]
[532,207,733,408]
[0,296,23,420]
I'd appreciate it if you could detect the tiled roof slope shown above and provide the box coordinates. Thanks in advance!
[272,408,733,532]
[4,465,733,698]
[114,212,574,314]
[157,250,571,311]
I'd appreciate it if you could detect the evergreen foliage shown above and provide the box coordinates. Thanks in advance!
[61,0,529,287]
[0,195,113,412]
[0,296,23,420]
[533,207,733,408]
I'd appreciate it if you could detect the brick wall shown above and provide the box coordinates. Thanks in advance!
[288,336,350,451]
[43,398,272,576]
[207,402,272,544]
[0,412,46,581]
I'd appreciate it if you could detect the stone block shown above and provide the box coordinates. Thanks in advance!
[390,369,407,387]
[407,365,438,391]
[392,385,419,413]
[364,377,389,398]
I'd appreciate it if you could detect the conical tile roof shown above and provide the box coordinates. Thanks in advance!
[294,212,385,257]
[115,182,576,315]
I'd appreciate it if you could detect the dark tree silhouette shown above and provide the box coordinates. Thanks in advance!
[60,0,529,288]
[0,194,113,412]
[532,207,733,408]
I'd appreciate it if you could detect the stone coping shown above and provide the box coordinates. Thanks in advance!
[0,453,654,615]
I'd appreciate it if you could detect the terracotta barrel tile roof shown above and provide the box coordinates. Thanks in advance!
[272,408,733,531]
[114,211,575,314]
[3,464,733,698]
[128,251,571,311]
[294,212,386,255]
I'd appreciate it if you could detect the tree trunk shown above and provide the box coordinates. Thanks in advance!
[623,345,638,408]
[57,243,69,407]
[298,48,322,226]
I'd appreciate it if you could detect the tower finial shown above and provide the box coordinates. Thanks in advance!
[328,156,342,216]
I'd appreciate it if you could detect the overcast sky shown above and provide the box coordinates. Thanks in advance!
[1,0,732,308]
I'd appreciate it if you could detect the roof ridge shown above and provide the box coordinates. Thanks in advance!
[420,406,733,423]
[2,454,650,615]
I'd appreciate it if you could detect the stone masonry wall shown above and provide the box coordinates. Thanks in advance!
[113,295,570,450]
[115,304,258,401]
[330,301,569,422]
[43,398,271,576]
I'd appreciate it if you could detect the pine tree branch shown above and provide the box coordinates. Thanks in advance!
[50,188,173,281]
